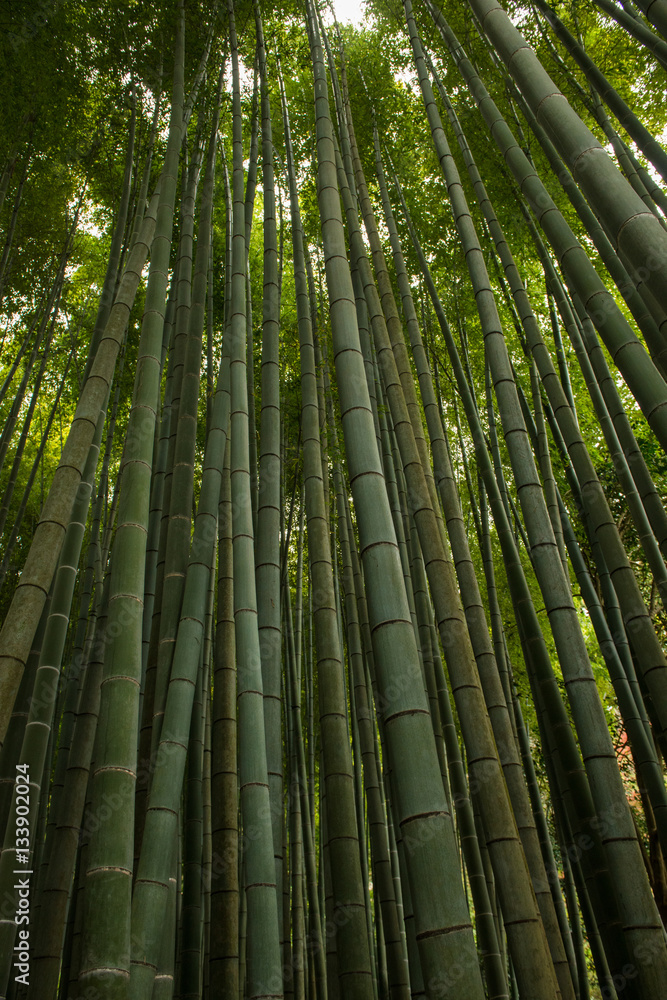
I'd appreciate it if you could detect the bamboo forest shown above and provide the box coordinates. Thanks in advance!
[4,0,667,997]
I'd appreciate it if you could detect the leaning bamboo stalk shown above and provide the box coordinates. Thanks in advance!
[535,0,667,183]
[522,220,667,703]
[555,489,667,854]
[503,76,667,373]
[0,298,45,409]
[427,0,667,454]
[83,91,137,377]
[592,0,667,67]
[373,121,576,998]
[406,7,667,990]
[0,296,55,478]
[32,338,120,895]
[0,179,160,748]
[467,0,667,312]
[428,50,667,725]
[335,27,564,996]
[77,8,185,995]
[0,333,70,540]
[0,405,105,996]
[28,568,110,1000]
[25,345,116,899]
[391,155,630,978]
[0,609,48,840]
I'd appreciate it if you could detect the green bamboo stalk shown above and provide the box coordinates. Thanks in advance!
[406,515,510,1000]
[305,1,485,993]
[127,241,231,1000]
[0,301,43,410]
[467,0,667,311]
[557,832,590,1000]
[592,0,667,68]
[135,278,178,854]
[36,339,126,908]
[374,382,423,668]
[428,48,667,720]
[406,10,667,989]
[209,441,238,1000]
[428,0,667,455]
[77,9,185,996]
[284,582,305,1000]
[476,480,580,991]
[28,571,110,1000]
[181,12,218,133]
[149,131,206,758]
[391,153,632,979]
[30,427,105,906]
[0,301,55,479]
[288,600,328,1000]
[0,355,70,594]
[536,0,667,182]
[332,444,411,1000]
[376,124,577,999]
[342,488,423,995]
[0,177,160,748]
[528,3,667,236]
[129,70,163,249]
[83,91,137,379]
[0,406,105,996]
[339,16,565,995]
[0,339,72,541]
[632,0,667,35]
[227,3,282,996]
[151,843,178,1000]
[244,57,260,539]
[281,42,374,998]
[527,11,664,231]
[202,656,213,998]
[178,641,206,1000]
[555,490,667,854]
[254,2,283,944]
[520,219,667,700]
[0,602,49,849]
[502,73,667,372]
